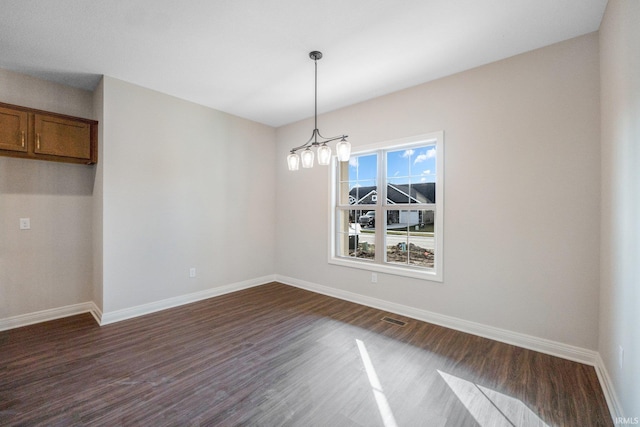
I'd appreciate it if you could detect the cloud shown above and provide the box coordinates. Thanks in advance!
[422,169,431,175]
[349,157,359,167]
[401,149,414,158]
[414,148,436,164]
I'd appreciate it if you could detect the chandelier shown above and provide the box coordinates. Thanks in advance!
[287,51,350,171]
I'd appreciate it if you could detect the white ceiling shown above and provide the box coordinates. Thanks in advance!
[0,0,607,127]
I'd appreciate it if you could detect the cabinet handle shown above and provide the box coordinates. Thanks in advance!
[21,131,25,147]
[36,133,40,150]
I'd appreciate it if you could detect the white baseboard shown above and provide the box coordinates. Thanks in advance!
[0,275,275,331]
[594,353,624,422]
[0,301,101,331]
[100,275,276,325]
[276,274,598,365]
[89,301,103,325]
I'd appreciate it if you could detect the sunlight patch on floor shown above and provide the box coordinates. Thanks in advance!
[356,339,398,427]
[438,370,549,427]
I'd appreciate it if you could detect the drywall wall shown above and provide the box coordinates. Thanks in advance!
[0,68,95,318]
[100,77,277,313]
[92,78,104,312]
[276,33,601,350]
[599,0,640,417]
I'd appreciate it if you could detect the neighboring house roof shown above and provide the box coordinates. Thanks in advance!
[349,183,435,205]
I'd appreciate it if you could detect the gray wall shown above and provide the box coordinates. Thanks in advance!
[276,33,601,350]
[599,0,640,417]
[0,69,95,318]
[0,71,277,319]
[99,77,277,313]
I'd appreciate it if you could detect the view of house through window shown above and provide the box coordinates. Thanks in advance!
[331,132,443,281]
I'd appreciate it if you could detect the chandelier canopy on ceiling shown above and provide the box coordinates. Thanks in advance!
[287,51,350,171]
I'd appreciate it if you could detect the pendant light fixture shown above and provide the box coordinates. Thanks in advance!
[287,51,350,171]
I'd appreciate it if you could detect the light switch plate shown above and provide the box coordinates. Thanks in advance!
[19,218,30,230]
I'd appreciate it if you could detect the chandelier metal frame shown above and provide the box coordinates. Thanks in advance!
[287,51,350,170]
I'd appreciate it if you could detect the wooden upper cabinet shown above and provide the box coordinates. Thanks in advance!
[0,106,28,153]
[0,102,98,165]
[34,114,92,160]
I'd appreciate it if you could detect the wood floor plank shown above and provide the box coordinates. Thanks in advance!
[0,282,611,426]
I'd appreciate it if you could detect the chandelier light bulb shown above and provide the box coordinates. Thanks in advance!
[287,152,300,171]
[336,138,351,162]
[317,144,332,166]
[301,148,315,168]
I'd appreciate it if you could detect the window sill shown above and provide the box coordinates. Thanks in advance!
[328,256,443,282]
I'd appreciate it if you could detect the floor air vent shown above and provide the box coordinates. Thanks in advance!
[381,316,407,327]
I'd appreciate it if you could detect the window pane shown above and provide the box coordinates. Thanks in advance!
[386,210,408,264]
[351,181,377,205]
[387,144,436,204]
[385,209,435,268]
[336,209,375,260]
[351,154,377,181]
[337,161,351,205]
[408,209,435,267]
[408,182,436,204]
[409,145,436,183]
[386,149,410,183]
[357,209,376,229]
[342,153,378,206]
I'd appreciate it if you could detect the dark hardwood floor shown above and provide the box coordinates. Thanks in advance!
[0,282,611,426]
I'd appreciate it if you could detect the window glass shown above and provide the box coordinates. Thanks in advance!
[387,145,436,204]
[335,209,375,260]
[331,132,443,281]
[385,210,435,268]
[344,154,378,205]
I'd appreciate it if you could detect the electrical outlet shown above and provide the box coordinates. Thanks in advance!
[371,273,378,283]
[619,345,624,369]
[19,218,31,230]
[189,268,196,278]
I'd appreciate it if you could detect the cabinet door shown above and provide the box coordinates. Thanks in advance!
[34,114,91,160]
[0,106,28,152]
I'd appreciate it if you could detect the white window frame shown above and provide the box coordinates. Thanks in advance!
[329,131,444,282]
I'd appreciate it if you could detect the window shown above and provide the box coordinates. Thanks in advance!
[330,132,444,281]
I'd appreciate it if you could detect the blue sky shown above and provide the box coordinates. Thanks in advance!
[348,144,436,187]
